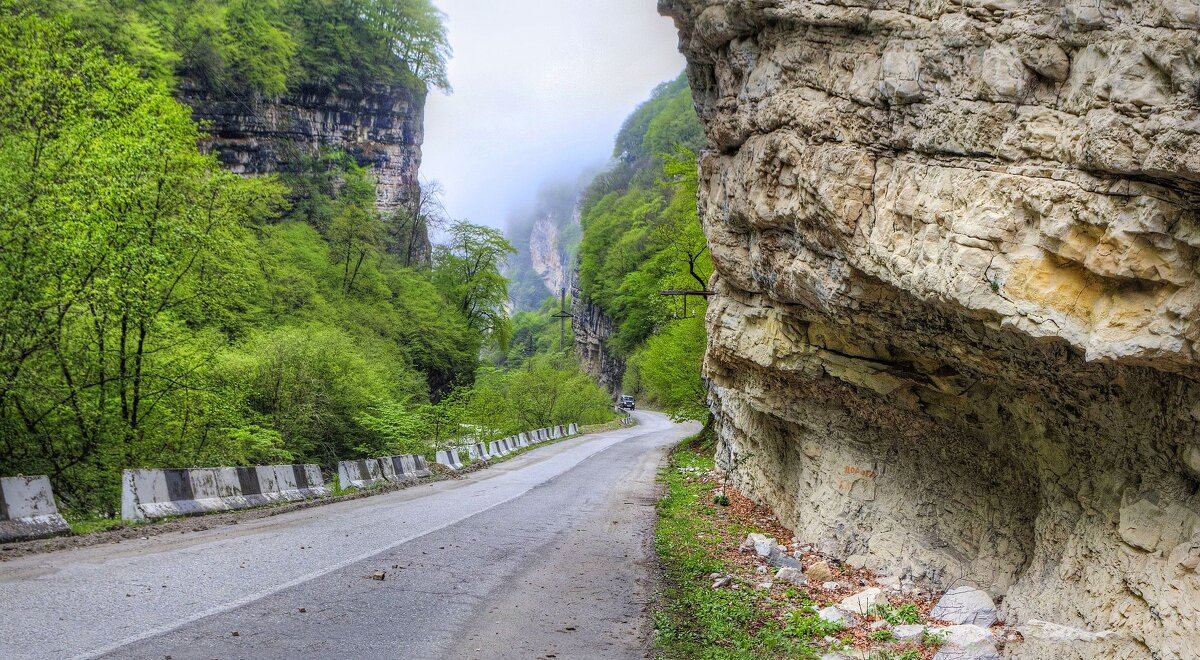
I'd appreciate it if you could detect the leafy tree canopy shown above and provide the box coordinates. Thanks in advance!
[22,0,451,96]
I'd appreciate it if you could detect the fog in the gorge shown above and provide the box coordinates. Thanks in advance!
[422,0,686,231]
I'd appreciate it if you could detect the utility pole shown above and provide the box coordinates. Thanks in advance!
[552,288,574,352]
[659,288,715,319]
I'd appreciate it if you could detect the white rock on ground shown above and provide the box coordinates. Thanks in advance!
[930,586,997,626]
[893,624,926,641]
[768,546,803,569]
[775,567,807,586]
[740,533,777,558]
[838,587,888,615]
[931,625,999,660]
[818,606,856,627]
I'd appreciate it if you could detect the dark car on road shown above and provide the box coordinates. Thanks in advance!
[618,395,635,410]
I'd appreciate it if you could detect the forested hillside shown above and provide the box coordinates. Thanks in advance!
[0,3,613,516]
[576,74,711,422]
[36,0,450,94]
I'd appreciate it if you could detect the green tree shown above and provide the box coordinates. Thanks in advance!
[0,10,288,509]
[359,0,451,93]
[220,0,295,96]
[433,222,517,350]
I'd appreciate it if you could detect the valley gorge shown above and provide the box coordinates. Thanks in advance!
[659,0,1200,657]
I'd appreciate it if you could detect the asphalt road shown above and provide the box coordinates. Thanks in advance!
[0,410,698,660]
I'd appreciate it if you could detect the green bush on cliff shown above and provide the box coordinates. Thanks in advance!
[22,0,450,95]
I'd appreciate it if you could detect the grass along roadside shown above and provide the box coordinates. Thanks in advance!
[3,424,609,560]
[653,435,947,659]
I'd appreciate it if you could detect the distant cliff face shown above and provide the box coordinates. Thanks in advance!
[572,277,625,395]
[528,213,570,298]
[180,80,429,261]
[505,178,589,311]
[662,0,1200,656]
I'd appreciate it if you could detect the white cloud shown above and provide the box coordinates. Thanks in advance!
[421,0,685,229]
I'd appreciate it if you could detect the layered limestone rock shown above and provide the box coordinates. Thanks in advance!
[529,213,570,297]
[572,277,625,395]
[180,80,429,260]
[660,0,1200,656]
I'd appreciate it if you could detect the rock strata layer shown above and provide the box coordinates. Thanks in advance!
[659,0,1200,656]
[572,277,626,395]
[180,80,429,260]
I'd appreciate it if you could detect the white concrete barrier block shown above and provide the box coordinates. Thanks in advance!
[337,459,387,489]
[122,464,329,521]
[568,423,579,435]
[469,443,491,461]
[380,455,428,482]
[0,475,71,542]
[434,449,464,471]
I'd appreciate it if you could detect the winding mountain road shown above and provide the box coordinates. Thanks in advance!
[0,411,697,659]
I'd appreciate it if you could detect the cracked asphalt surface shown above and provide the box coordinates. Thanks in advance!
[0,410,696,659]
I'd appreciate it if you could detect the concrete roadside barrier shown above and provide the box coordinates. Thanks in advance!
[379,454,431,483]
[520,432,532,445]
[488,440,509,457]
[122,464,328,521]
[435,449,464,471]
[0,475,71,542]
[337,459,386,489]
[468,443,491,461]
[550,426,562,440]
[568,423,578,435]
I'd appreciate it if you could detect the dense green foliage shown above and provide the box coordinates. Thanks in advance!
[26,0,450,95]
[577,74,711,421]
[0,10,488,515]
[450,296,615,443]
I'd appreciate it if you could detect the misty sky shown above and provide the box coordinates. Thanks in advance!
[421,1,686,231]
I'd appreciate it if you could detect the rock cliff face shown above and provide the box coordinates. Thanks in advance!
[180,80,429,260]
[572,277,625,395]
[505,178,589,311]
[660,0,1200,656]
[529,213,571,297]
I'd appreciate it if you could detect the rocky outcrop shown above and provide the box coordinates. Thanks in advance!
[572,277,625,395]
[506,177,590,311]
[529,213,571,297]
[180,80,429,260]
[660,0,1200,656]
